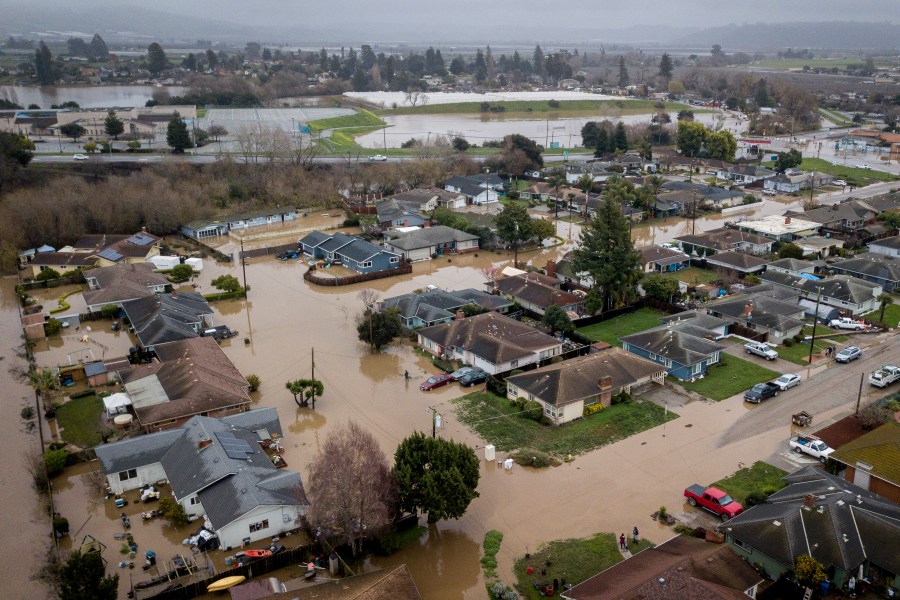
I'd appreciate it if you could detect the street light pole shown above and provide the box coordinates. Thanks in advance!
[807,286,823,368]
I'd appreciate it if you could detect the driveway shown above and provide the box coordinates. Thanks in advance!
[723,343,798,376]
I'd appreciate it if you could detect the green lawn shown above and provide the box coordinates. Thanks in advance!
[306,108,385,133]
[452,391,677,456]
[576,308,666,347]
[677,355,779,401]
[382,99,690,117]
[55,394,104,448]
[659,266,721,286]
[514,533,653,599]
[777,338,837,365]
[879,303,900,328]
[712,461,788,505]
[763,157,898,187]
[751,58,892,71]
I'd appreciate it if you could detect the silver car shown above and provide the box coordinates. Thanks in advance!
[745,342,778,361]
[773,374,801,391]
[835,346,861,363]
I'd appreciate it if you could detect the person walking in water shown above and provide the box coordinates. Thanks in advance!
[404,370,410,381]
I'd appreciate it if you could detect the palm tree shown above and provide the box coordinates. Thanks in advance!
[577,173,594,219]
[877,293,893,324]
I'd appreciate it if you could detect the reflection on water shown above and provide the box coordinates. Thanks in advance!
[0,85,188,109]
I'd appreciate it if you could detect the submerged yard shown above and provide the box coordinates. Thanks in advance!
[453,391,677,456]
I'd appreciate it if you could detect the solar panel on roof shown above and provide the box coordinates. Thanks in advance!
[97,248,124,262]
[126,233,156,246]
[215,431,255,460]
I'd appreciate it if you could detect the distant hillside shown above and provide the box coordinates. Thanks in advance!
[678,21,900,51]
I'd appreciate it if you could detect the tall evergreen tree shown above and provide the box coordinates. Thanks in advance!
[34,41,57,85]
[572,196,642,313]
[614,121,628,152]
[594,128,610,157]
[147,42,167,76]
[658,52,673,81]
[166,111,192,153]
[88,34,109,61]
[617,56,629,87]
[206,48,219,70]
[59,550,118,600]
[532,45,545,79]
[104,110,124,140]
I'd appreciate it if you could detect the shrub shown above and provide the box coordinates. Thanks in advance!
[100,304,119,318]
[744,491,770,507]
[658,505,668,519]
[548,99,561,108]
[611,392,631,405]
[44,318,62,337]
[793,334,804,343]
[35,268,61,281]
[158,497,190,526]
[21,406,35,420]
[343,216,360,227]
[583,403,604,416]
[486,376,506,396]
[523,400,543,420]
[510,449,556,468]
[53,516,70,538]
[169,263,194,283]
[246,374,261,392]
[44,449,68,477]
[784,338,794,347]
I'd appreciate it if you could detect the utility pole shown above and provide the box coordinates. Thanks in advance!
[427,406,441,438]
[240,239,248,297]
[311,347,316,409]
[855,371,864,416]
[807,286,822,365]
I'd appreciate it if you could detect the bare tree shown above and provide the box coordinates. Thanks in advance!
[305,421,395,555]
[292,131,320,170]
[404,89,428,108]
[357,289,380,309]
[479,266,500,287]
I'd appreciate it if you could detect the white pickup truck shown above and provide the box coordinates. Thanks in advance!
[789,435,834,463]
[828,317,866,331]
[869,365,900,388]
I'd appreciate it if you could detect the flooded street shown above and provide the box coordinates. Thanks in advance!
[0,192,820,598]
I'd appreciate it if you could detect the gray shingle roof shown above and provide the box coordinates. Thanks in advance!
[385,225,479,251]
[675,228,772,251]
[122,292,212,348]
[95,429,185,474]
[759,271,881,304]
[621,328,725,366]
[703,250,769,271]
[720,466,900,575]
[707,294,805,334]
[299,230,333,248]
[382,288,511,324]
[830,255,900,283]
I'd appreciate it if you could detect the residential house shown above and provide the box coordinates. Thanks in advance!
[733,215,820,243]
[621,323,726,381]
[719,466,900,594]
[505,347,666,424]
[830,254,900,292]
[375,198,428,230]
[759,270,882,315]
[562,535,764,600]
[117,336,251,431]
[639,245,690,274]
[85,232,162,267]
[94,408,310,550]
[180,207,299,240]
[299,231,401,274]
[494,272,584,316]
[379,288,512,329]
[674,228,774,257]
[868,235,900,258]
[764,169,834,193]
[565,162,614,184]
[444,175,501,205]
[122,291,214,351]
[652,196,683,218]
[390,187,467,210]
[384,225,479,262]
[266,566,422,600]
[829,422,900,504]
[519,182,556,202]
[765,257,817,276]
[658,182,744,209]
[416,312,563,375]
[703,251,769,277]
[716,164,776,185]
[706,291,805,342]
[547,252,593,288]
[28,252,97,278]
[794,235,840,259]
[659,311,730,338]
[82,262,169,312]
[784,201,879,245]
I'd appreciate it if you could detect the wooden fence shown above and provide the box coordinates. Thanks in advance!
[239,243,300,261]
[19,274,85,290]
[303,264,412,287]
[140,545,310,600]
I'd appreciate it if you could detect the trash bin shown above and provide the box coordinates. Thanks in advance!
[329,553,339,575]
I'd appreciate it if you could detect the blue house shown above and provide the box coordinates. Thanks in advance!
[300,231,401,274]
[621,324,725,381]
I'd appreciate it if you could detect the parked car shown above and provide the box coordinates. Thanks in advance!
[829,317,865,331]
[835,346,861,363]
[420,373,453,391]
[789,434,834,463]
[458,369,487,387]
[745,341,778,361]
[451,366,476,381]
[744,382,780,403]
[277,250,300,261]
[869,365,900,388]
[762,189,777,196]
[684,485,743,521]
[833,179,847,187]
[73,153,89,161]
[773,373,801,391]
[369,154,388,162]
[855,164,871,170]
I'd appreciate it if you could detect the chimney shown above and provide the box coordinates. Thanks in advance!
[545,260,557,277]
[171,291,177,298]
[785,216,791,225]
[456,310,465,320]
[598,376,613,392]
[743,302,753,319]
[198,438,212,451]
[804,493,816,508]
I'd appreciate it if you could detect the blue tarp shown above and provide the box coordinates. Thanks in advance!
[799,273,820,280]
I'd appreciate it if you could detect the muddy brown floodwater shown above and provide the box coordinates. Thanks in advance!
[3,201,797,599]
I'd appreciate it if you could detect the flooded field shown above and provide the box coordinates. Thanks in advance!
[2,198,804,597]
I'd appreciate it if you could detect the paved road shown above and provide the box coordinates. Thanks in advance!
[721,331,900,445]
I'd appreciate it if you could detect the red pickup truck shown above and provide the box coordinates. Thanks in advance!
[684,485,744,521]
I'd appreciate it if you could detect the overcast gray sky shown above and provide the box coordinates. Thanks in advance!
[1,0,897,45]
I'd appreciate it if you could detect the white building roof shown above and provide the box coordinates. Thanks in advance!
[738,215,819,237]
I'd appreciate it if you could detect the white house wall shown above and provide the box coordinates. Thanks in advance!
[216,504,305,550]
[106,462,167,495]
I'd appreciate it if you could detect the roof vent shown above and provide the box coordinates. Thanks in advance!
[658,578,666,586]
[842,534,849,542]
[816,506,824,514]
[772,520,782,527]
[836,500,845,506]
[240,488,247,494]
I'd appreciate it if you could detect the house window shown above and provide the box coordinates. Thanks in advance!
[389,257,399,264]
[189,497,201,506]
[362,261,373,268]
[557,407,564,418]
[732,537,751,553]
[692,363,703,375]
[118,469,137,482]
[510,359,519,368]
[249,520,270,533]
[544,405,552,416]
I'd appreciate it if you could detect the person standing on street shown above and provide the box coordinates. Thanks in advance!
[632,526,639,545]
[619,533,626,550]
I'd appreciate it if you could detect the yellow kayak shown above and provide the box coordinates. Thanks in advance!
[207,575,246,592]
